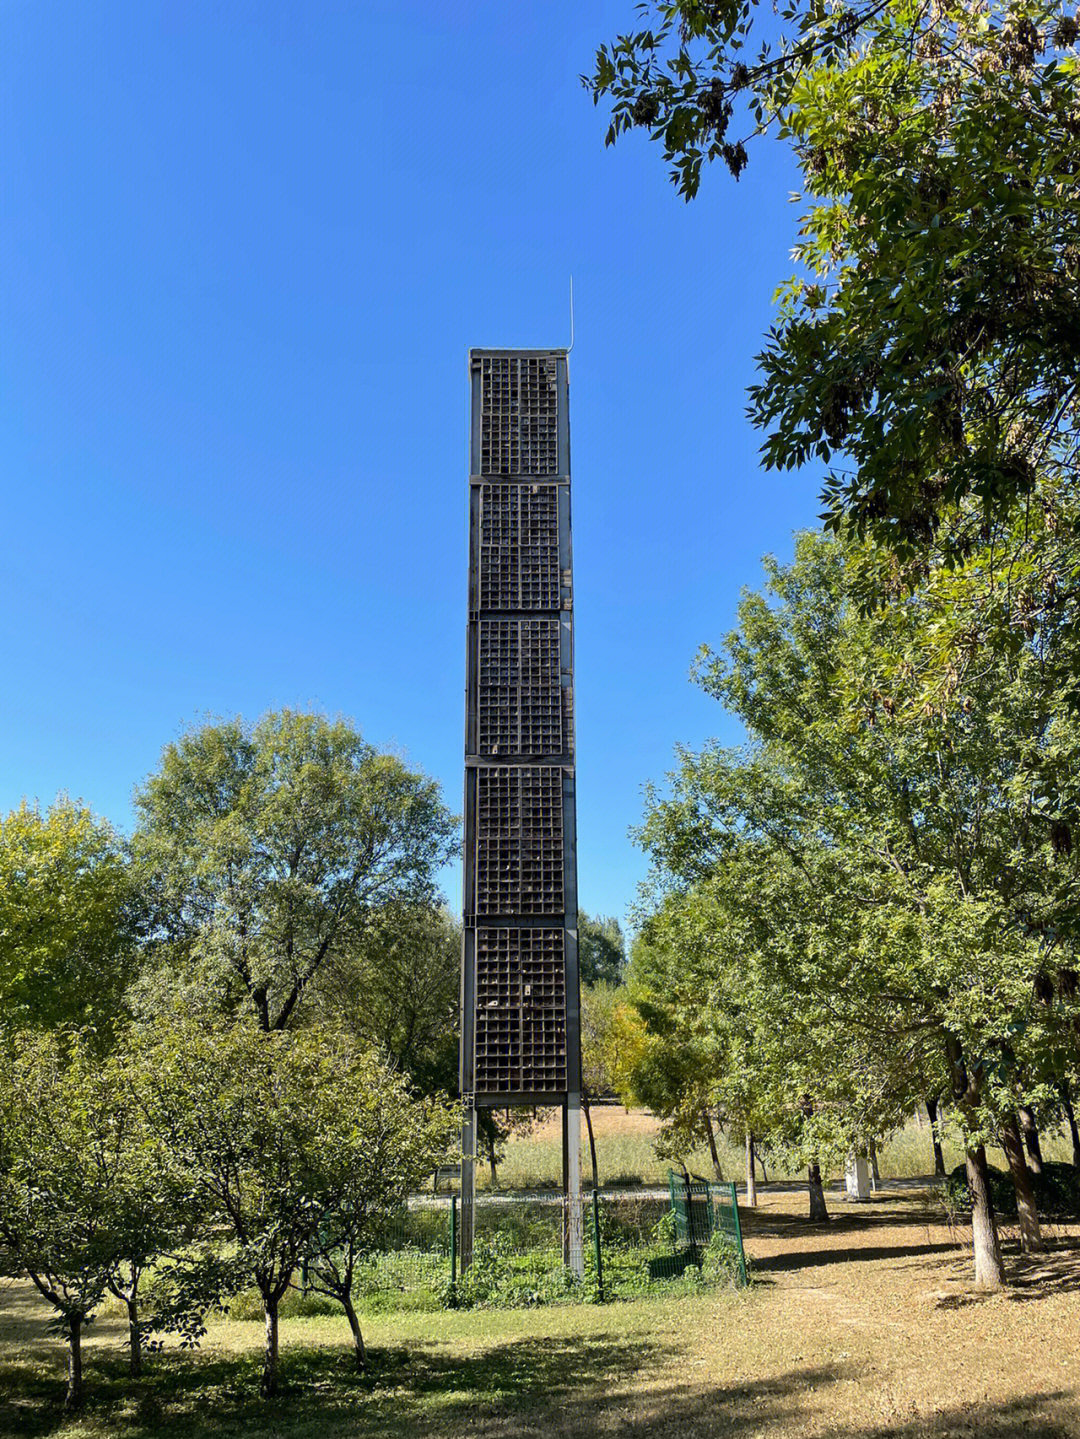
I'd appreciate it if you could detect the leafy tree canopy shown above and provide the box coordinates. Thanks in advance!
[133,1016,454,1394]
[0,1030,182,1405]
[586,0,1080,569]
[579,911,628,986]
[0,799,141,1040]
[304,901,461,1095]
[130,710,457,1032]
[634,532,1080,1274]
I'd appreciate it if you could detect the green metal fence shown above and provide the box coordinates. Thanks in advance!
[666,1171,749,1287]
[338,1183,747,1312]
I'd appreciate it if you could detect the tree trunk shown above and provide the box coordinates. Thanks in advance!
[583,1098,600,1191]
[1017,1106,1044,1174]
[745,1131,757,1208]
[945,1033,1004,1288]
[66,1314,84,1409]
[107,1269,144,1378]
[1060,1083,1080,1169]
[486,1134,498,1190]
[808,1162,829,1221]
[261,1293,279,1398]
[868,1140,881,1189]
[966,1144,1006,1287]
[1001,1113,1044,1253]
[925,1096,947,1177]
[342,1291,367,1371]
[702,1110,724,1182]
[756,1148,768,1183]
[127,1293,142,1378]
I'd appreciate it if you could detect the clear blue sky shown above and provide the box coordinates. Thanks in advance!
[1,0,820,927]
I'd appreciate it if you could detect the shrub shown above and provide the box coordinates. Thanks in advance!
[1032,1162,1080,1219]
[945,1164,1017,1218]
[701,1230,747,1286]
[944,1160,1080,1221]
[449,1232,584,1309]
[224,1286,339,1320]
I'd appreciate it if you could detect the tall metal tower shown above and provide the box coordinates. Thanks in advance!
[460,348,582,1273]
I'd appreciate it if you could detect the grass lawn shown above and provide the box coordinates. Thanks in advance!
[3,1186,1079,1438]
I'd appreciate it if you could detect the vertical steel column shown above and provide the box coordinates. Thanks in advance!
[563,742,584,1276]
[459,634,478,1272]
[563,1096,584,1272]
[459,1101,475,1271]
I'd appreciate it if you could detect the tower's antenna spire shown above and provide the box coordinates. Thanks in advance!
[567,276,575,354]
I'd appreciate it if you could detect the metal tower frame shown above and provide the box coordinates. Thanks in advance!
[459,348,582,1273]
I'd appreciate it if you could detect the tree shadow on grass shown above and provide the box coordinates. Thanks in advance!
[751,1240,961,1273]
[832,1392,1079,1439]
[0,1342,861,1439]
[0,1330,668,1439]
[2,1332,1078,1439]
[1000,1239,1080,1301]
[606,1383,1080,1439]
[741,1200,942,1239]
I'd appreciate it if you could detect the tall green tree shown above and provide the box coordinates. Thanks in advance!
[130,710,457,1032]
[636,533,1080,1281]
[0,800,140,1040]
[578,912,628,986]
[587,0,1080,567]
[305,901,460,1095]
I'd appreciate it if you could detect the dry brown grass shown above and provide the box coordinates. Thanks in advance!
[496,1108,1077,1192]
[661,1186,1080,1438]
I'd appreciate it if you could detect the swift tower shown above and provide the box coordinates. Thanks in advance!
[459,349,582,1271]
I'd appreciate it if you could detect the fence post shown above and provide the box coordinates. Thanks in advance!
[684,1173,699,1266]
[450,1194,458,1297]
[729,1180,748,1287]
[592,1189,605,1303]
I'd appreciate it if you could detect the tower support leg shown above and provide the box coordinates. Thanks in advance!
[460,1100,476,1272]
[563,1094,584,1276]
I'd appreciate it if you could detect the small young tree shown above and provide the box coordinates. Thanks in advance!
[300,1052,454,1369]
[580,980,641,1187]
[0,1033,177,1405]
[139,1017,445,1396]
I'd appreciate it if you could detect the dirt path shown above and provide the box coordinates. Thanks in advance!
[632,1184,1080,1439]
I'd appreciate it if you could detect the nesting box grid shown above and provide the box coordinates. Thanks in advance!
[476,618,567,758]
[474,927,567,1093]
[479,356,560,477]
[465,350,576,1102]
[475,766,564,916]
[478,483,561,611]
